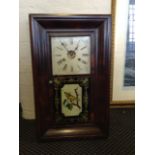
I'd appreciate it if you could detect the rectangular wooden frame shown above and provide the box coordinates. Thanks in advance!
[29,14,111,141]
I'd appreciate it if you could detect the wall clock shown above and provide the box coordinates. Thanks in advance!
[30,14,111,141]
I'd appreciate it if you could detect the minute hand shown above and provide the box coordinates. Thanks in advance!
[74,40,80,51]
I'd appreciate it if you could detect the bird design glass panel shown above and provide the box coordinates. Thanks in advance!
[61,84,82,117]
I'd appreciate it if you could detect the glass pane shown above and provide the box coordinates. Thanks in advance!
[61,84,82,117]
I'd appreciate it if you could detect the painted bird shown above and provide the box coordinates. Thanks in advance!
[64,92,77,103]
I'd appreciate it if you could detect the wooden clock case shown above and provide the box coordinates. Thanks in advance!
[29,14,111,141]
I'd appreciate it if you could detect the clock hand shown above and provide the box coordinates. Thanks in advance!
[74,40,80,51]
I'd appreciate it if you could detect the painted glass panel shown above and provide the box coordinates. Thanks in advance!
[61,84,82,117]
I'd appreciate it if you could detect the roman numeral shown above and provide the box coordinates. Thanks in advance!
[82,53,89,56]
[60,42,66,46]
[56,47,63,51]
[71,66,74,72]
[55,54,62,57]
[62,64,67,71]
[57,58,66,65]
[81,60,87,64]
[77,65,82,70]
[78,58,87,64]
[70,38,73,45]
[60,41,69,51]
[80,46,87,50]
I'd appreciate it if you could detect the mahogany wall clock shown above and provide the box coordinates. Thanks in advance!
[29,14,111,141]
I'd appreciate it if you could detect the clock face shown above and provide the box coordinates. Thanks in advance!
[51,36,91,75]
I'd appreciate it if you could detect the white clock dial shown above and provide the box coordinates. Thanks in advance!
[51,36,91,75]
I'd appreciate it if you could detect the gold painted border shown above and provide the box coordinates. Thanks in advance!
[110,0,116,105]
[110,0,135,105]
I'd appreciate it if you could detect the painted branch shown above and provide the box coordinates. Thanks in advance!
[74,88,81,109]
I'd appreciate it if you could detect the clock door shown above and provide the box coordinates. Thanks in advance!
[30,15,111,141]
[49,33,94,125]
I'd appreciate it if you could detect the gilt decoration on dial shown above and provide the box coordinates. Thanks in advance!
[51,36,91,75]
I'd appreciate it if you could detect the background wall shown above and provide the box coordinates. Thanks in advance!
[19,0,111,119]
